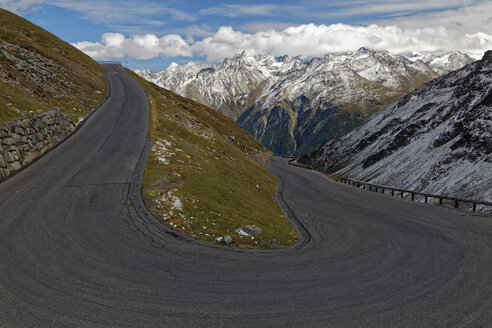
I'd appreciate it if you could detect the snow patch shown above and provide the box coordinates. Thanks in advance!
[152,138,175,165]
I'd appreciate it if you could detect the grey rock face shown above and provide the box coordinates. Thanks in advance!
[223,235,233,245]
[240,225,262,236]
[0,108,76,180]
[304,51,492,202]
[0,40,81,101]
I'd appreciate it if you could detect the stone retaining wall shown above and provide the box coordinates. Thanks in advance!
[0,108,75,179]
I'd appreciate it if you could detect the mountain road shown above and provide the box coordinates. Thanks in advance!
[0,64,491,327]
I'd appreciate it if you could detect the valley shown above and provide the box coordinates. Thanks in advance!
[137,49,473,156]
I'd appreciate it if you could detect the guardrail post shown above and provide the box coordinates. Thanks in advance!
[425,195,428,203]
[382,188,385,194]
[401,191,404,198]
[473,203,476,212]
[391,190,394,196]
[369,186,372,191]
[439,198,442,205]
[375,187,378,193]
[454,200,458,208]
[411,192,414,201]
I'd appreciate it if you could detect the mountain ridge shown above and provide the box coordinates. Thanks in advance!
[137,49,472,156]
[302,50,491,202]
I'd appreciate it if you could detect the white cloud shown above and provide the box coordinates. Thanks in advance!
[317,0,477,17]
[190,24,492,62]
[1,0,196,31]
[200,4,278,17]
[0,0,44,12]
[48,0,196,28]
[374,2,492,34]
[180,24,215,43]
[239,21,295,33]
[198,0,480,20]
[74,22,492,62]
[73,32,192,60]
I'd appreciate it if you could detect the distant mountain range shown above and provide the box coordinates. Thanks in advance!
[302,50,491,202]
[137,49,474,156]
[405,51,475,74]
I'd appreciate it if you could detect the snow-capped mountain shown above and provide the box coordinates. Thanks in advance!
[137,52,304,121]
[137,48,444,156]
[303,50,491,202]
[405,51,474,75]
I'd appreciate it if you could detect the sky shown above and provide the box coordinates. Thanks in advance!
[1,0,492,70]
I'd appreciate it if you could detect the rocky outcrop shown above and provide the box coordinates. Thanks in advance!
[303,50,491,202]
[0,39,77,98]
[0,108,75,179]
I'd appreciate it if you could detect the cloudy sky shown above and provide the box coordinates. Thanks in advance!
[1,0,492,70]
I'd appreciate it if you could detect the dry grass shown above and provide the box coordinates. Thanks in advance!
[0,9,107,123]
[128,70,298,249]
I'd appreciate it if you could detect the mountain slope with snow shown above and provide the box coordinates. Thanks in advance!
[406,51,474,75]
[137,49,462,156]
[303,50,492,202]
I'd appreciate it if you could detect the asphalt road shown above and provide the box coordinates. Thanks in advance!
[1,64,491,327]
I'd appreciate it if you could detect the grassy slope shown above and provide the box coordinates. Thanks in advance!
[128,70,298,248]
[0,9,107,123]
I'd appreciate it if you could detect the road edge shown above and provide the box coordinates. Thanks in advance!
[0,64,113,184]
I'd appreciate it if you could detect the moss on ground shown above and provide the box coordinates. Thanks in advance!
[128,70,298,249]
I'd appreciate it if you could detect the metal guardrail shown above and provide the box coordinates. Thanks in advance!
[335,177,492,212]
[288,160,492,213]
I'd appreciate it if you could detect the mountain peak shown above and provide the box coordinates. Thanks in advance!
[240,49,255,57]
[167,62,180,70]
[356,47,385,55]
[230,50,257,61]
[137,49,440,156]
